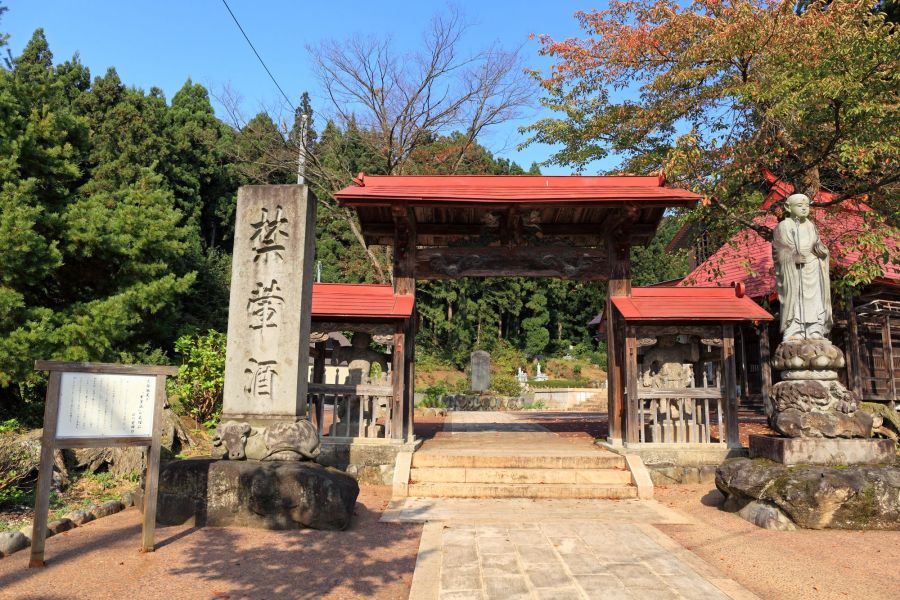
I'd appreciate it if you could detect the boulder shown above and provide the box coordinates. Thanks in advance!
[156,458,359,531]
[47,518,74,535]
[63,509,94,526]
[717,458,900,529]
[737,501,796,531]
[0,531,29,557]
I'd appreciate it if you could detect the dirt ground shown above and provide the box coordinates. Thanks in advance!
[655,484,900,600]
[0,486,422,600]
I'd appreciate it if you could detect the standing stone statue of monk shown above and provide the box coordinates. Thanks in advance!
[772,193,833,341]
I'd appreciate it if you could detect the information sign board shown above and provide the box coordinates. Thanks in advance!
[29,361,178,568]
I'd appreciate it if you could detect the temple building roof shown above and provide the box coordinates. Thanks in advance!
[335,174,701,248]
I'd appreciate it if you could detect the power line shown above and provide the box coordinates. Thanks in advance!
[220,0,295,110]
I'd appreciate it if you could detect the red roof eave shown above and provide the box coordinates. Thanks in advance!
[609,287,774,322]
[311,283,414,320]
[335,174,701,206]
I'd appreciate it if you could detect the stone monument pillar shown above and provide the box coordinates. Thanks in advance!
[470,350,490,393]
[216,185,320,461]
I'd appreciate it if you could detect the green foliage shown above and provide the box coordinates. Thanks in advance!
[525,0,900,274]
[172,330,226,427]
[489,374,522,397]
[0,419,20,434]
[417,382,450,408]
[0,25,239,416]
[521,399,546,410]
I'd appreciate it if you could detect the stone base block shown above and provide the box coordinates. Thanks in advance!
[750,435,895,465]
[157,458,358,531]
[317,438,421,485]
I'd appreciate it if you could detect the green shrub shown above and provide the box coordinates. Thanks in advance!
[172,330,227,427]
[522,399,546,410]
[489,374,522,397]
[0,419,21,434]
[417,382,449,408]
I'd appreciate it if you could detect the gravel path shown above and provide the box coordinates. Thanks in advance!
[655,484,900,600]
[0,486,421,600]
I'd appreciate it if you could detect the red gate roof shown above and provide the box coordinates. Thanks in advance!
[311,283,413,320]
[335,174,701,205]
[609,287,773,322]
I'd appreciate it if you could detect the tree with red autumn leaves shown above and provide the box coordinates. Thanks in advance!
[524,1,899,233]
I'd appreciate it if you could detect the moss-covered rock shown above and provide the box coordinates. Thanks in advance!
[716,458,900,529]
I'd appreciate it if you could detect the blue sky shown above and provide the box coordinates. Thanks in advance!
[3,0,616,175]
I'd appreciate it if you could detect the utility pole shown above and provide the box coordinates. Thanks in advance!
[297,113,309,185]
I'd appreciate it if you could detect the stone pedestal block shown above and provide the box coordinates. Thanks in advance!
[749,435,895,465]
[769,339,876,438]
[157,458,358,531]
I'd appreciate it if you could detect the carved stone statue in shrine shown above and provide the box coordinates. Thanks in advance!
[334,332,389,385]
[331,332,390,436]
[640,335,699,389]
[769,194,878,438]
[772,194,833,342]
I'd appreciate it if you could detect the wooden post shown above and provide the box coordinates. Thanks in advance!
[29,371,61,568]
[393,205,417,442]
[847,295,864,398]
[722,324,741,447]
[392,323,405,439]
[313,342,326,384]
[737,326,750,402]
[883,314,896,408]
[606,237,631,444]
[140,374,166,552]
[624,325,639,444]
[758,321,772,416]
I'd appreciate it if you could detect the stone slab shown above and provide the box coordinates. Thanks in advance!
[409,520,757,599]
[749,434,895,465]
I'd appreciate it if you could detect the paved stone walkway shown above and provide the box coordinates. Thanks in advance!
[397,412,758,600]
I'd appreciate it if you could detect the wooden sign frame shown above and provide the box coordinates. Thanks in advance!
[29,361,178,567]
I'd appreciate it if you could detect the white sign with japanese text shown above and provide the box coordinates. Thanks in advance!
[56,373,156,438]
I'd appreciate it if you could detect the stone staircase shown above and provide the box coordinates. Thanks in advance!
[407,450,637,499]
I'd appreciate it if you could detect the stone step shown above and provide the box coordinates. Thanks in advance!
[410,466,632,485]
[412,453,626,470]
[407,482,638,499]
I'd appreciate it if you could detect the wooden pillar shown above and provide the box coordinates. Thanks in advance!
[606,237,631,444]
[737,326,750,402]
[29,371,60,567]
[758,321,772,416]
[624,325,639,444]
[847,295,864,398]
[312,342,326,383]
[883,314,896,409]
[392,205,417,441]
[722,324,741,448]
[391,323,405,439]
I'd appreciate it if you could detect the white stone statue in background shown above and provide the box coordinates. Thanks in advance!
[772,193,833,341]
